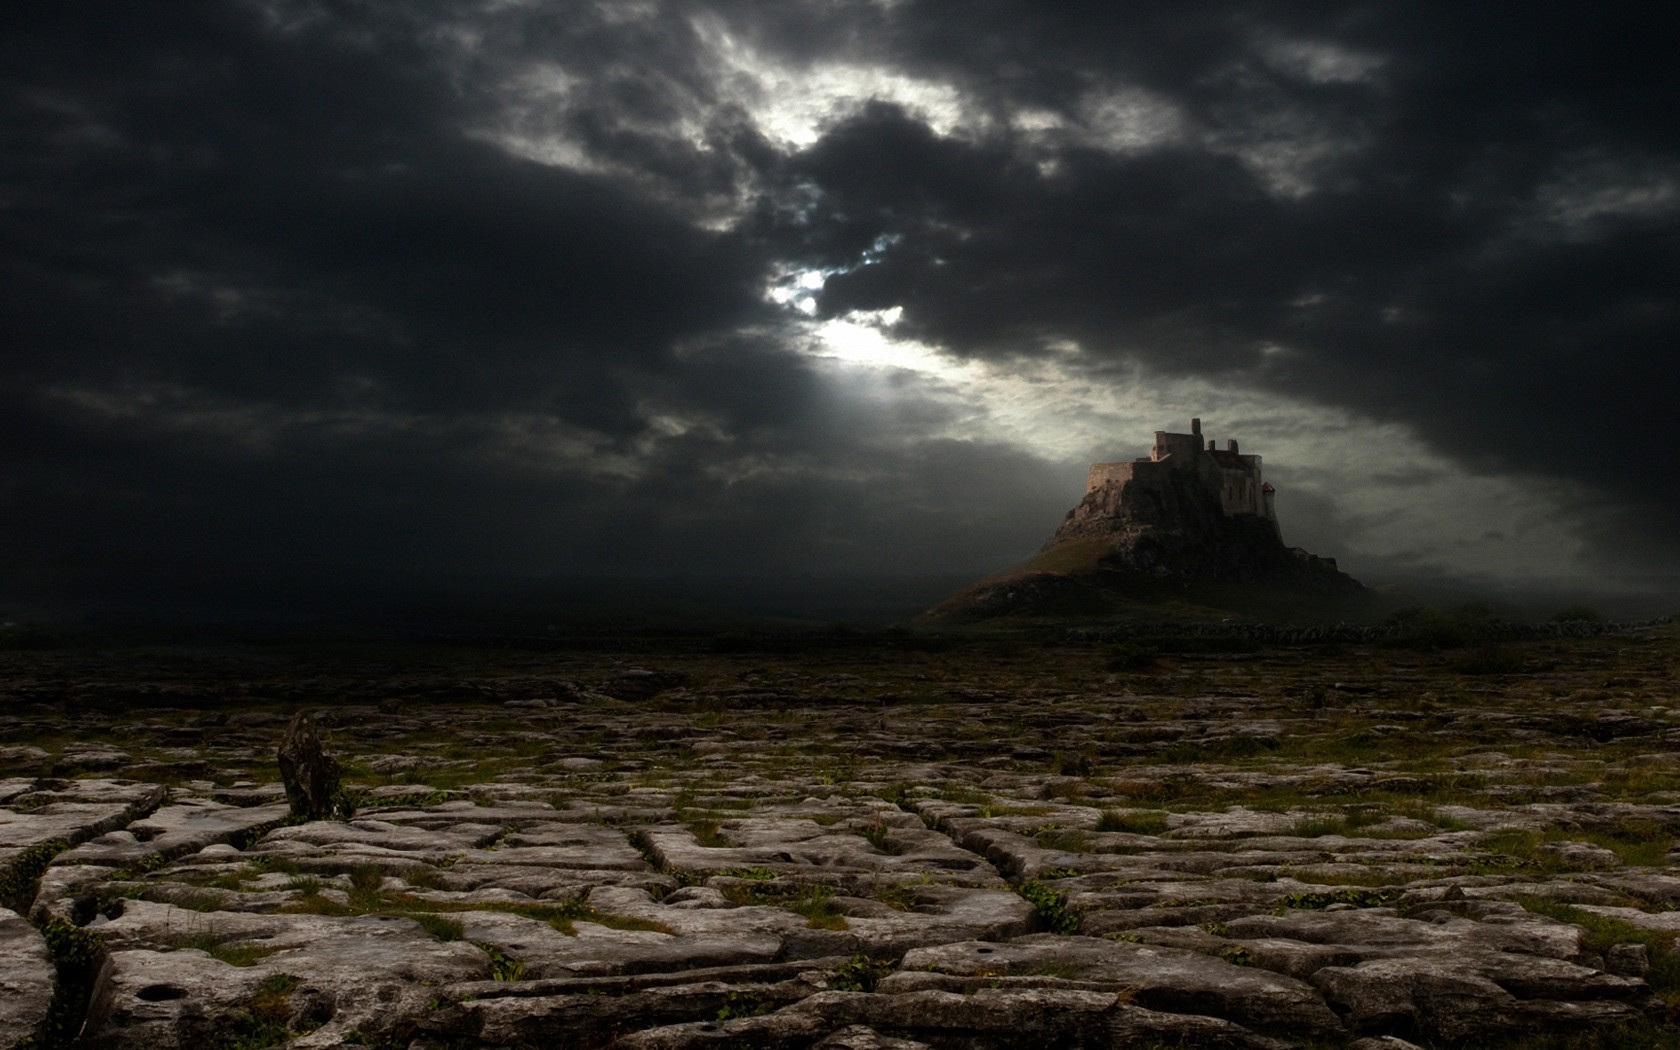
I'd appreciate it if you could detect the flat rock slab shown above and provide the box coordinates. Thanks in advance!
[56,799,291,870]
[896,934,1343,1038]
[0,781,165,858]
[640,819,1000,884]
[0,907,53,1047]
[83,902,489,1050]
[610,988,1298,1050]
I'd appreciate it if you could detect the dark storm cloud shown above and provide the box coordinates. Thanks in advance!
[754,4,1680,571]
[0,2,797,599]
[2,1,1677,604]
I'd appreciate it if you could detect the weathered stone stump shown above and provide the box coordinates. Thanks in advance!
[277,711,350,821]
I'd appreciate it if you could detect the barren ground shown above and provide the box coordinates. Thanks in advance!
[4,623,1680,1049]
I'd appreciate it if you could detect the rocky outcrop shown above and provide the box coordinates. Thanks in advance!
[1049,460,1359,592]
[277,712,350,822]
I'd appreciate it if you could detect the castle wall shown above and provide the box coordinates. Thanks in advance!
[1087,457,1183,493]
[1086,461,1137,492]
[1096,420,1277,521]
[1219,469,1258,517]
[1151,431,1201,462]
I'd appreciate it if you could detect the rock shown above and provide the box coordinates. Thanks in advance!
[600,670,691,701]
[780,988,1296,1049]
[57,747,134,773]
[813,1025,935,1049]
[81,904,488,1049]
[894,935,1343,1038]
[1605,943,1650,976]
[54,800,291,872]
[0,907,53,1046]
[0,747,50,768]
[447,973,831,1048]
[276,712,349,822]
[1309,956,1644,1042]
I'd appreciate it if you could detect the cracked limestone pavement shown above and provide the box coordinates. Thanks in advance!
[2,623,1680,1047]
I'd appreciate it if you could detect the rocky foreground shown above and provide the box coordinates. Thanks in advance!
[4,625,1680,1048]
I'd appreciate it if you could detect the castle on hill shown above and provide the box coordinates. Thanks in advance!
[1044,416,1357,589]
[1085,417,1279,537]
[923,416,1364,619]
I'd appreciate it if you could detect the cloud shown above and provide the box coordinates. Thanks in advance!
[1,1,1676,608]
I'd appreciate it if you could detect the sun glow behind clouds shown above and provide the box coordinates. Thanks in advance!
[694,16,968,147]
[764,272,1127,458]
[760,276,1598,584]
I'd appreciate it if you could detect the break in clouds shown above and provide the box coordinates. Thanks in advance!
[2,2,1677,603]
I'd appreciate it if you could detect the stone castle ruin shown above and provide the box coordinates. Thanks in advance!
[1086,417,1278,536]
[1049,418,1358,590]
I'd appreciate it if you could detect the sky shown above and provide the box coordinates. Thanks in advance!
[3,2,1678,607]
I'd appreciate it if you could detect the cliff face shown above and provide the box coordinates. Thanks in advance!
[1048,461,1360,593]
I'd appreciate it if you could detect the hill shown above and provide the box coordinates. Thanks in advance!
[925,418,1372,624]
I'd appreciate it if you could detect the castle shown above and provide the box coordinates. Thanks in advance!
[1042,416,1355,589]
[925,416,1362,619]
[1085,418,1279,535]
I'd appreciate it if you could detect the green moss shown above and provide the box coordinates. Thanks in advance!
[413,913,464,941]
[1,838,69,913]
[687,820,729,847]
[220,973,303,1050]
[787,886,847,930]
[248,972,300,1022]
[473,941,525,981]
[1017,880,1078,934]
[155,929,279,967]
[1289,814,1348,838]
[1474,825,1677,874]
[859,816,898,854]
[20,919,104,1050]
[828,954,894,992]
[1514,896,1680,997]
[1095,809,1168,834]
[1279,887,1401,910]
[714,992,776,1021]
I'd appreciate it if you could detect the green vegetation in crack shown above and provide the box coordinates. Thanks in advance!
[1017,880,1078,934]
[14,919,104,1050]
[829,954,895,992]
[473,941,525,982]
[1,838,69,913]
